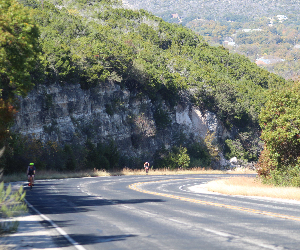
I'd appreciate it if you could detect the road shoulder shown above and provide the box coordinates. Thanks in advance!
[0,212,70,250]
[1,181,75,250]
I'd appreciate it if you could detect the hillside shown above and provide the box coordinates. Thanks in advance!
[2,0,288,173]
[124,0,300,80]
[123,0,300,23]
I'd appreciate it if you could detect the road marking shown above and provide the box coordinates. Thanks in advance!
[204,228,231,237]
[129,179,300,222]
[25,199,87,250]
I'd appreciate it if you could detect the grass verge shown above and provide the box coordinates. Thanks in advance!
[206,176,300,201]
[2,167,256,183]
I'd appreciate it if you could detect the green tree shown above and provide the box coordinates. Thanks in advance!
[63,144,76,170]
[0,0,39,141]
[170,146,190,169]
[154,146,190,169]
[258,82,300,186]
[187,141,211,168]
[0,0,39,98]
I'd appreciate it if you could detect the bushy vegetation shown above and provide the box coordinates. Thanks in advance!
[1,134,213,172]
[257,82,300,186]
[0,0,39,143]
[154,146,190,169]
[0,183,27,234]
[187,141,211,168]
[224,131,263,162]
[0,134,121,173]
[126,0,300,80]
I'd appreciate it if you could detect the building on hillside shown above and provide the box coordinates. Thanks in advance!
[277,15,288,23]
[223,37,236,47]
[255,56,285,66]
[242,28,262,33]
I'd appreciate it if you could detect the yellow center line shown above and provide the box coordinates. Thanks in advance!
[129,179,300,222]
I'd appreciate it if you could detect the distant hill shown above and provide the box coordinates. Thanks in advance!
[123,0,300,80]
[123,0,300,24]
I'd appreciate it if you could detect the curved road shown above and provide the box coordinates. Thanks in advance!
[25,174,300,250]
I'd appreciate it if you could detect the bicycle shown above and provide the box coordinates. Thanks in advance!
[27,163,36,190]
[144,162,150,174]
[28,176,34,190]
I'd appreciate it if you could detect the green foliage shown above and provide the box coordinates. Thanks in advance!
[0,135,65,173]
[119,155,142,169]
[63,144,76,170]
[0,0,39,143]
[103,140,120,169]
[187,141,211,168]
[0,183,27,234]
[154,146,190,169]
[204,131,220,164]
[141,0,300,80]
[84,140,119,170]
[224,139,248,161]
[0,134,121,172]
[0,0,40,99]
[260,165,300,187]
[84,140,112,170]
[258,82,300,186]
[224,131,262,162]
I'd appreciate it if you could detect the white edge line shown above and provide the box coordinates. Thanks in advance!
[25,199,87,250]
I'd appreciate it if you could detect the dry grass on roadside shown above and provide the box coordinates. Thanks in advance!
[120,167,223,176]
[206,176,300,201]
[118,167,255,176]
[2,167,256,183]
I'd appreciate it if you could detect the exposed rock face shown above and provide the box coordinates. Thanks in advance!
[12,82,230,162]
[175,105,230,140]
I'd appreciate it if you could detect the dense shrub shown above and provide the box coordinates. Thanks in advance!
[154,146,190,169]
[0,134,120,173]
[258,82,300,186]
[187,142,211,168]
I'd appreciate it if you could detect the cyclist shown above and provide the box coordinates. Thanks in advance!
[144,162,150,174]
[27,163,36,187]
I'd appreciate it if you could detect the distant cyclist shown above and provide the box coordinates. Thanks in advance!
[144,162,150,174]
[27,163,36,187]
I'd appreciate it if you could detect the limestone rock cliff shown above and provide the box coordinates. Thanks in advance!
[12,81,230,164]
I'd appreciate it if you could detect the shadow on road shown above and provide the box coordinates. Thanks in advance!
[53,233,138,247]
[2,220,137,249]
[25,182,165,215]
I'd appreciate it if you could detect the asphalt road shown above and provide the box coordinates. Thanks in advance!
[25,174,300,250]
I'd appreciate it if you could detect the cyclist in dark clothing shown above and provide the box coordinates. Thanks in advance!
[27,163,36,186]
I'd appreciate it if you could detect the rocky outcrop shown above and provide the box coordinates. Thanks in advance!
[175,105,230,140]
[12,81,230,162]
